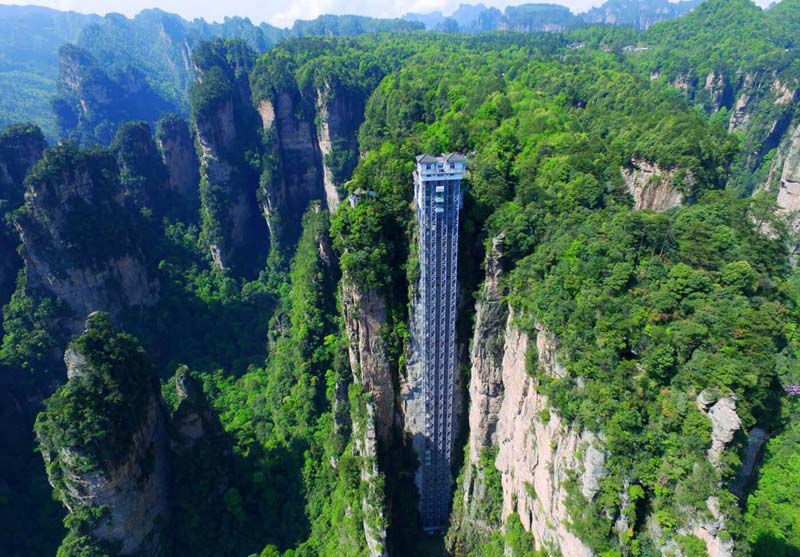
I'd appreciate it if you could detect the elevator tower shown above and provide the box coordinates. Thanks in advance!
[413,153,464,532]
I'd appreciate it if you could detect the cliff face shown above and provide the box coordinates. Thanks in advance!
[275,88,324,224]
[112,121,171,215]
[256,86,325,248]
[192,42,268,275]
[254,70,367,247]
[352,400,389,557]
[451,253,756,557]
[341,280,395,446]
[0,124,46,307]
[622,158,686,211]
[448,237,508,550]
[316,85,364,213]
[0,236,16,306]
[728,72,797,135]
[465,236,507,464]
[449,239,604,557]
[496,320,604,557]
[171,366,227,453]
[0,124,47,203]
[339,275,393,557]
[36,314,170,556]
[53,44,174,145]
[766,125,800,225]
[16,145,159,326]
[156,115,199,203]
[708,68,798,182]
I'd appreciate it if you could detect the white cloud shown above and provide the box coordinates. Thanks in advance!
[7,0,778,27]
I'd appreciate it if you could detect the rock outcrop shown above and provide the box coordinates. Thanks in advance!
[0,123,46,307]
[156,114,199,204]
[449,239,604,557]
[703,70,734,112]
[697,390,741,467]
[255,85,326,248]
[0,235,17,307]
[274,88,324,222]
[338,264,391,557]
[112,121,171,214]
[623,159,686,212]
[352,400,389,557]
[53,44,174,145]
[316,84,364,213]
[171,366,227,453]
[35,314,170,556]
[647,389,745,557]
[341,280,395,445]
[465,236,508,464]
[582,0,702,30]
[16,144,159,327]
[769,125,800,229]
[253,60,372,247]
[0,123,47,203]
[191,41,268,275]
[731,427,769,498]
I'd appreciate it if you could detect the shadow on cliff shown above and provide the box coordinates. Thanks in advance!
[0,368,65,557]
[122,232,276,380]
[169,385,310,556]
[750,534,800,557]
[385,438,447,557]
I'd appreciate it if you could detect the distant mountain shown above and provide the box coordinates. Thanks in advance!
[0,0,712,139]
[0,6,99,135]
[501,3,577,32]
[404,0,706,32]
[0,6,423,140]
[582,0,704,29]
[290,14,422,36]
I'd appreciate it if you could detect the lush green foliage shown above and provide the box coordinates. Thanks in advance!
[33,314,156,556]
[319,26,796,556]
[0,123,46,205]
[111,121,170,213]
[173,206,372,556]
[508,194,789,552]
[189,39,270,276]
[20,142,149,270]
[35,312,155,469]
[744,408,800,556]
[0,6,96,139]
[0,122,45,324]
[5,9,800,557]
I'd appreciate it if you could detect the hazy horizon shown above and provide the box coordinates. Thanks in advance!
[1,0,776,29]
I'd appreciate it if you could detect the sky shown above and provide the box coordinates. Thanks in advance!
[7,0,775,28]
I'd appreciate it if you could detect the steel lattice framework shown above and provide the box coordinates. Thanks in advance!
[413,153,465,533]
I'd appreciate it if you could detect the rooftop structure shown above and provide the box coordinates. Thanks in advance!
[413,153,465,532]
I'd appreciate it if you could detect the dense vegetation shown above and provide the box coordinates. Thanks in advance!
[34,312,160,557]
[0,5,424,141]
[322,11,800,555]
[2,2,800,556]
[0,6,97,137]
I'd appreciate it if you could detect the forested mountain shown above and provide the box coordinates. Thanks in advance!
[403,0,703,33]
[1,1,800,557]
[0,6,98,135]
[0,1,708,142]
[0,6,421,140]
